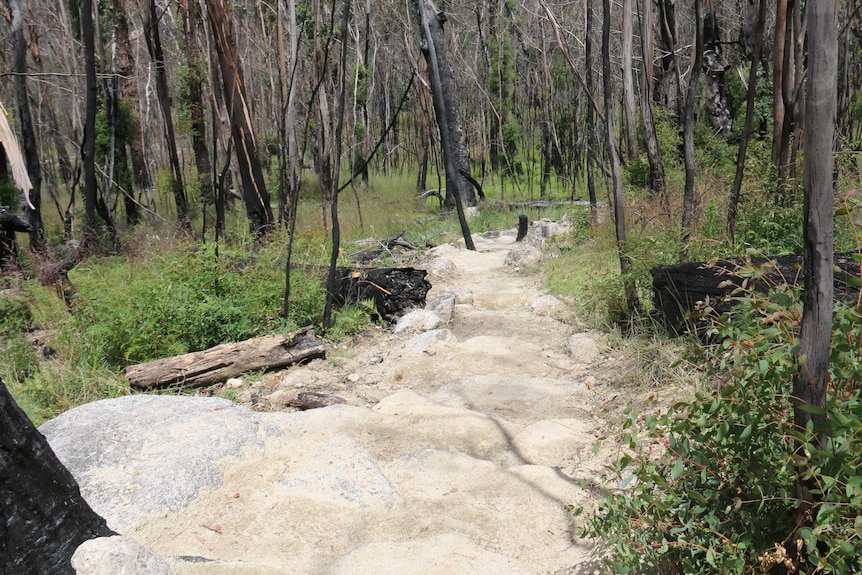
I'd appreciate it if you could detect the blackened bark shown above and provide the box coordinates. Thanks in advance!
[112,0,144,225]
[80,0,99,250]
[416,0,477,210]
[6,0,45,251]
[1,377,115,573]
[143,0,191,232]
[181,0,213,225]
[657,0,682,118]
[206,0,275,236]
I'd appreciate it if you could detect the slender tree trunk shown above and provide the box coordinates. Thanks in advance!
[772,0,788,168]
[323,0,352,331]
[1,378,115,573]
[181,0,213,232]
[416,0,475,250]
[793,0,836,556]
[603,0,640,315]
[206,0,275,236]
[639,0,667,212]
[80,0,99,250]
[727,0,767,242]
[657,0,682,119]
[143,0,191,232]
[5,0,45,251]
[112,0,143,225]
[702,2,731,137]
[586,0,598,224]
[621,0,638,161]
[680,0,704,260]
[311,0,333,231]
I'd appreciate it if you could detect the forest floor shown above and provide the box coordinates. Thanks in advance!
[123,222,691,574]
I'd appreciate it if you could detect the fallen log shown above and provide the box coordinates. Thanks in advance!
[125,326,326,390]
[651,252,862,333]
[332,266,431,321]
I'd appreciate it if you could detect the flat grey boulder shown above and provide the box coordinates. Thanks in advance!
[39,395,267,532]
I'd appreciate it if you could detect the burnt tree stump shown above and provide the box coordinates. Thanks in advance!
[332,267,431,321]
[1,378,115,573]
[651,253,862,333]
[516,215,528,242]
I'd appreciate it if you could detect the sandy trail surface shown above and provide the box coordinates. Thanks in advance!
[46,223,652,574]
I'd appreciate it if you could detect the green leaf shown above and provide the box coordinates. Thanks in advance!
[671,458,685,481]
[705,546,717,567]
[739,423,753,439]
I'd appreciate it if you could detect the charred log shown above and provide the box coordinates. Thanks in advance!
[331,267,431,321]
[651,253,862,333]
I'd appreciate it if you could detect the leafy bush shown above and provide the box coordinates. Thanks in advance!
[582,282,862,574]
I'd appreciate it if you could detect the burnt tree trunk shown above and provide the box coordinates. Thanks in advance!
[143,0,191,232]
[415,0,477,251]
[181,0,213,233]
[1,377,115,573]
[206,0,274,236]
[80,0,99,250]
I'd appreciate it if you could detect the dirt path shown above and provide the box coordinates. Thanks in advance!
[72,222,649,574]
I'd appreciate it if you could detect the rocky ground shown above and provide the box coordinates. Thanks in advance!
[43,220,681,574]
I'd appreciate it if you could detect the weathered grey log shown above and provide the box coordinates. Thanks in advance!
[1,377,115,573]
[332,267,431,321]
[651,252,862,332]
[125,326,326,390]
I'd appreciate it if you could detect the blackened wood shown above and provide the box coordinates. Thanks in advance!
[285,392,346,410]
[332,267,431,321]
[126,326,326,390]
[651,253,861,332]
[516,215,528,242]
[0,377,115,573]
[0,205,31,233]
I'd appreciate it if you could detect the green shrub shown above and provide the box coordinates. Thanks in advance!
[70,242,323,365]
[582,281,862,574]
